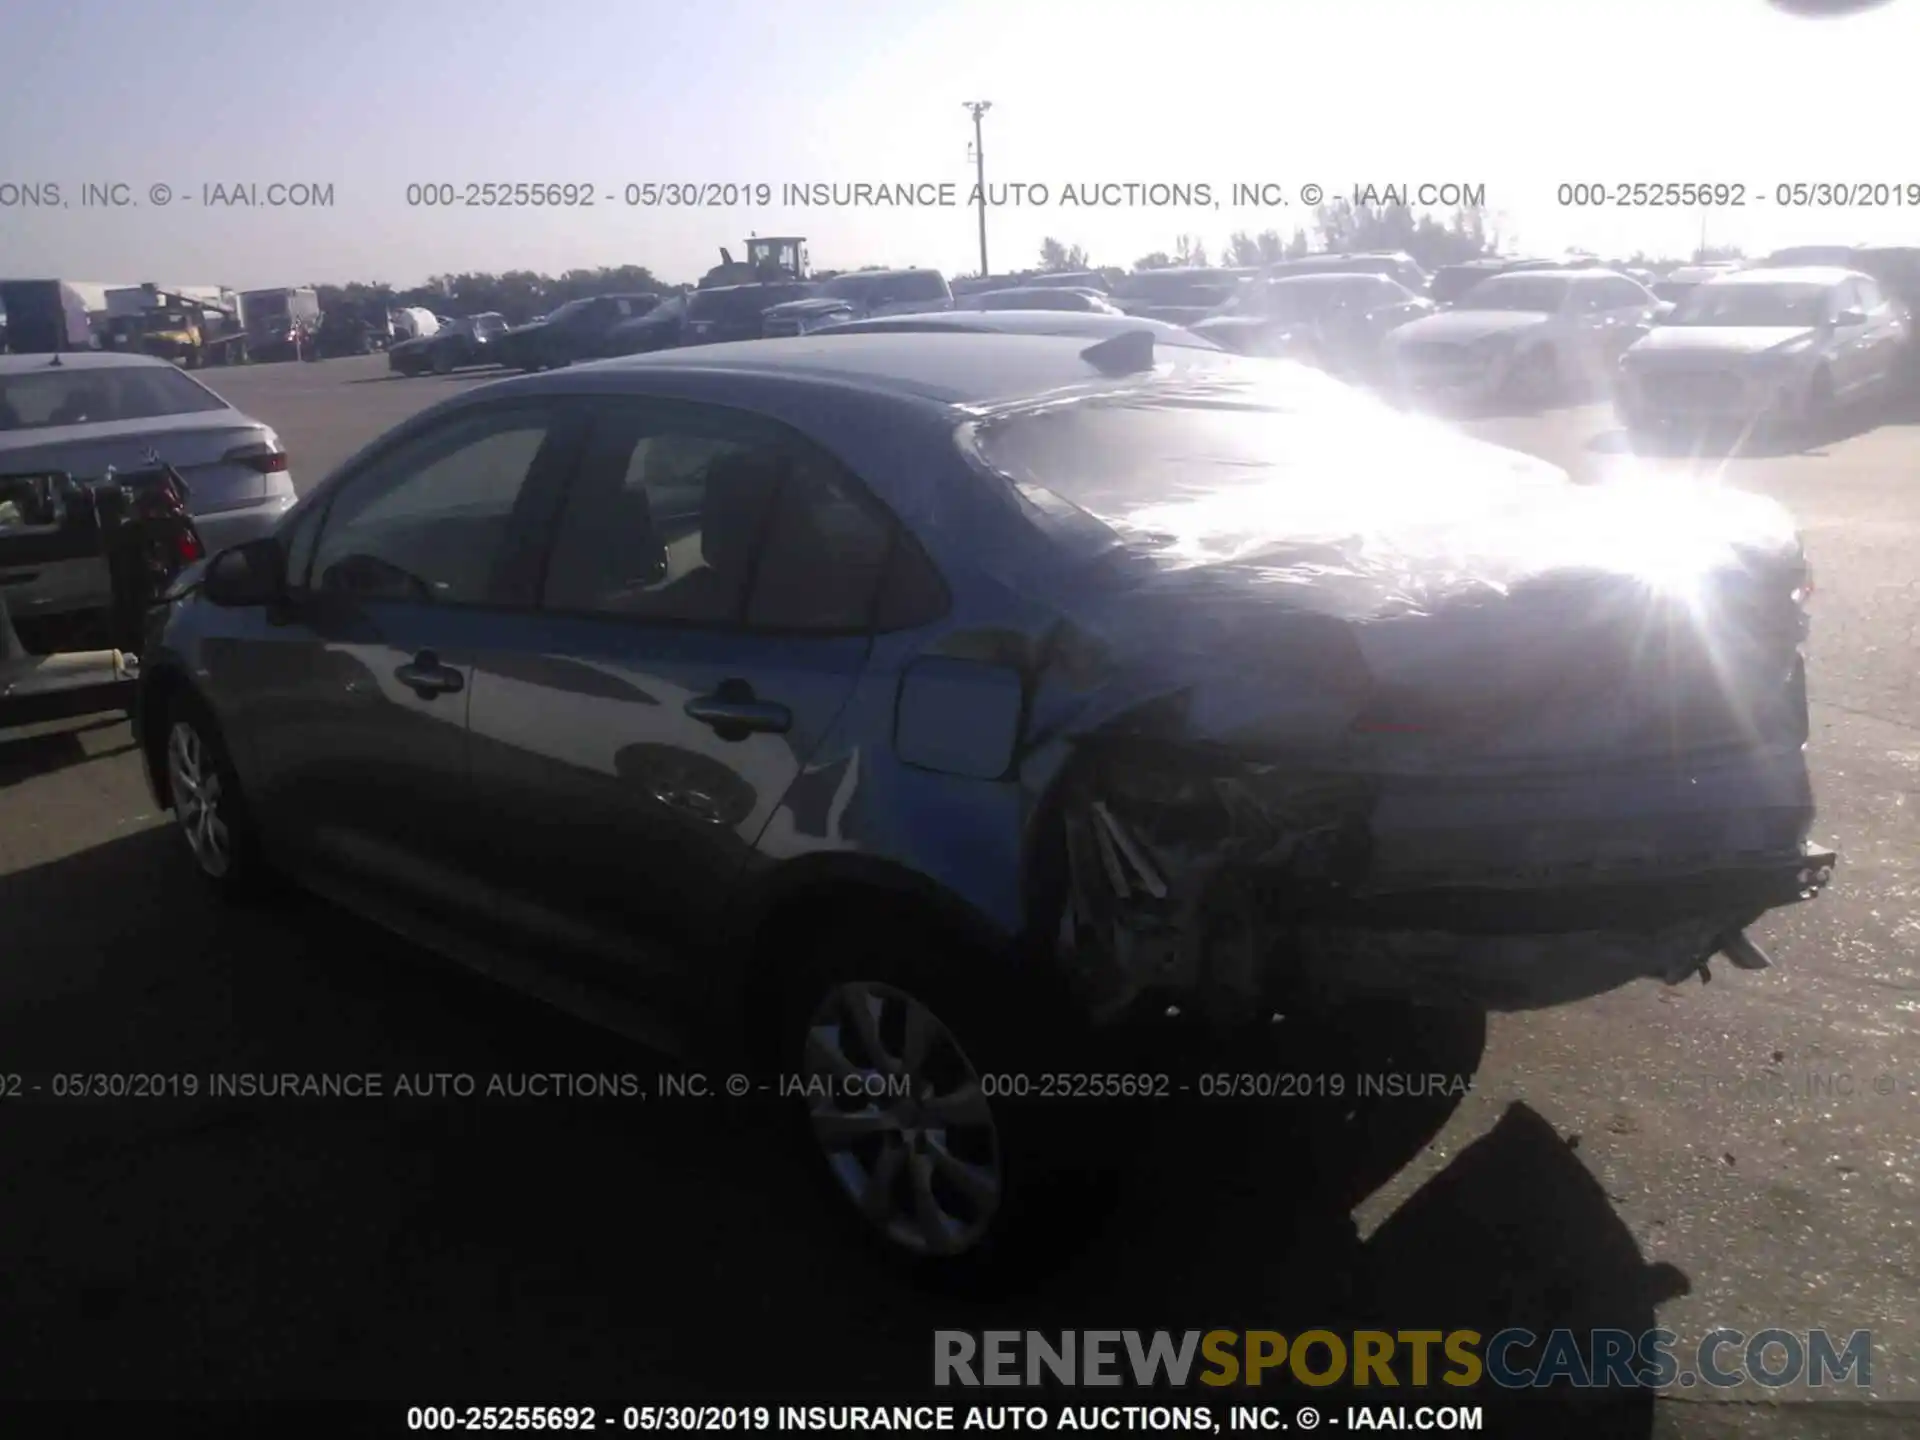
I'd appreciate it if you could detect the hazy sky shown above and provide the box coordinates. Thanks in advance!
[5,0,1916,289]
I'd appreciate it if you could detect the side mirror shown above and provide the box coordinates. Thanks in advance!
[202,536,286,607]
[0,472,70,534]
[1833,309,1868,328]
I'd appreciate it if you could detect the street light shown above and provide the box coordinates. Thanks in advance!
[963,101,992,278]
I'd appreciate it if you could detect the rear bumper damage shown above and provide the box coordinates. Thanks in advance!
[1054,747,1836,1020]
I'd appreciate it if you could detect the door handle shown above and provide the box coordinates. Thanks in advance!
[394,650,464,699]
[685,686,790,738]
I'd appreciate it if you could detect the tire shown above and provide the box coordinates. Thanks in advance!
[431,347,453,375]
[161,692,269,899]
[774,918,1123,1293]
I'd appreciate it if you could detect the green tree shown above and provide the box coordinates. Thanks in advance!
[1133,250,1173,271]
[1039,237,1090,270]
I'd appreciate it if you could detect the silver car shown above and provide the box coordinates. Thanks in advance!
[1617,266,1909,432]
[1385,269,1664,406]
[0,352,294,624]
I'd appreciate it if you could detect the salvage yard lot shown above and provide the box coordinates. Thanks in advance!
[3,353,1917,1432]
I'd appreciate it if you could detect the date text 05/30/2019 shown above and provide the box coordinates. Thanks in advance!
[1557,181,1920,207]
[398,181,1485,210]
[403,1403,1483,1432]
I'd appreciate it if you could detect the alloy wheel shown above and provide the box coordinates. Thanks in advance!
[803,981,1002,1258]
[166,720,232,877]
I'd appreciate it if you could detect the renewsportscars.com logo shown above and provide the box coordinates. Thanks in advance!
[933,1329,1873,1390]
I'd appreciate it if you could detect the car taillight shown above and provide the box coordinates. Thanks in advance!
[177,530,203,562]
[223,444,289,473]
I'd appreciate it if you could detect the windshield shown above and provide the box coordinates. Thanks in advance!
[544,298,593,323]
[1456,275,1571,312]
[471,314,507,336]
[0,363,230,432]
[1669,282,1830,326]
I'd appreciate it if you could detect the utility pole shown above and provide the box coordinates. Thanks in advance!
[963,101,992,278]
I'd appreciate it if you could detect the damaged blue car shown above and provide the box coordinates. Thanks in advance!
[133,330,1834,1277]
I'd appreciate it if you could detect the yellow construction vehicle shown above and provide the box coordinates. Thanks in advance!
[103,286,248,368]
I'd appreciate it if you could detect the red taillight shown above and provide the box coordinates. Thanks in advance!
[222,444,289,473]
[177,530,203,562]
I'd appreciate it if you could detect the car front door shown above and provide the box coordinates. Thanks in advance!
[1849,277,1904,393]
[1823,279,1876,397]
[213,398,582,925]
[462,396,898,1012]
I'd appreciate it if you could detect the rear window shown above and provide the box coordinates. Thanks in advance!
[1114,271,1239,305]
[827,271,949,304]
[245,293,291,318]
[688,285,816,320]
[0,364,231,432]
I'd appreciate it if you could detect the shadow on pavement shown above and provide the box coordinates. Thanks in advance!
[0,716,137,790]
[0,827,1685,1435]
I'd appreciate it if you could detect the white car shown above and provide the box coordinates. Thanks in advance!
[0,352,294,625]
[1384,269,1664,405]
[1617,266,1909,431]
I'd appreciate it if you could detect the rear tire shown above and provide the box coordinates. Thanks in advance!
[161,692,269,900]
[774,918,1122,1294]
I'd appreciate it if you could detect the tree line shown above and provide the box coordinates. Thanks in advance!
[313,203,1743,321]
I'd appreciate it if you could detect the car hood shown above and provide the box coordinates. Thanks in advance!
[389,335,434,355]
[1626,326,1819,360]
[499,321,550,340]
[965,378,1806,760]
[1391,310,1553,344]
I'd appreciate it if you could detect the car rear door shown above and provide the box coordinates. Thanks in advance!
[461,395,897,1012]
[212,396,583,927]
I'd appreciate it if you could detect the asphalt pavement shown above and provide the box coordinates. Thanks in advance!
[2,353,1916,1436]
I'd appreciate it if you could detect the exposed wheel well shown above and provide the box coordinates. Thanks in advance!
[735,878,1014,1069]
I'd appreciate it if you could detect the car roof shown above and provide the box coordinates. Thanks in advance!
[0,351,179,374]
[1708,266,1855,286]
[488,331,1234,408]
[1472,268,1597,281]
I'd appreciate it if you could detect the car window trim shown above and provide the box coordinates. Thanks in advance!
[530,393,947,637]
[295,396,586,609]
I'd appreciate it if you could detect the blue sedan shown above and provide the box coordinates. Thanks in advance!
[133,332,1834,1280]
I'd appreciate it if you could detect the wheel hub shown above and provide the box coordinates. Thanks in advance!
[802,981,1002,1257]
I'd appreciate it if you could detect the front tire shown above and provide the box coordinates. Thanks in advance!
[431,347,453,375]
[163,694,267,897]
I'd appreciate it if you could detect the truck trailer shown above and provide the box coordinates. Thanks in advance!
[238,286,321,361]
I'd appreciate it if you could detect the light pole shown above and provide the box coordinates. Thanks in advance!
[963,101,992,278]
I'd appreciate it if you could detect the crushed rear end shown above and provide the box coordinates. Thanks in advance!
[960,371,1834,1020]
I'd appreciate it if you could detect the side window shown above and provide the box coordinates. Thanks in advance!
[542,402,895,631]
[543,408,780,624]
[281,499,325,587]
[745,451,893,630]
[1604,278,1652,309]
[308,406,556,605]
